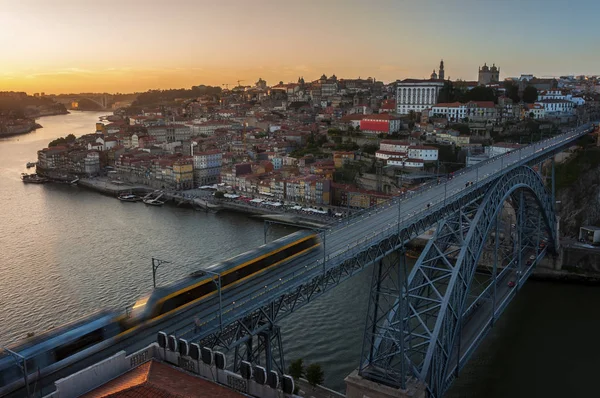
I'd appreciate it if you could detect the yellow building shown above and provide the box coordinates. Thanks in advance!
[173,159,194,190]
[95,123,106,134]
[333,151,355,168]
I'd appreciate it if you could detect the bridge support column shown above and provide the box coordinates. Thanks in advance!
[345,370,426,398]
[359,249,409,389]
[232,323,285,375]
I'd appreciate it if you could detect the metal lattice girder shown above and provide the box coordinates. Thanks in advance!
[174,181,495,374]
[363,166,557,398]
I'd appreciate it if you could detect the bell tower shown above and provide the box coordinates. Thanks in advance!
[438,59,445,80]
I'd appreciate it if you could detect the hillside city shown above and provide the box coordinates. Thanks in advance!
[23,62,600,210]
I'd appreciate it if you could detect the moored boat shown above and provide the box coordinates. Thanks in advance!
[21,173,48,184]
[117,193,141,202]
[143,198,165,206]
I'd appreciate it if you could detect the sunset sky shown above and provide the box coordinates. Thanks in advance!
[1,0,598,94]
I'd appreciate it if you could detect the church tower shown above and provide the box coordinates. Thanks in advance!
[438,59,445,80]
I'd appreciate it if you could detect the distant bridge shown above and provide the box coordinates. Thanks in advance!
[53,94,112,111]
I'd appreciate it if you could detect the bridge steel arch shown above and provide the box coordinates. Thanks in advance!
[361,166,557,397]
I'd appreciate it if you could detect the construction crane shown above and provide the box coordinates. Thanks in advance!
[222,83,231,90]
[237,80,245,87]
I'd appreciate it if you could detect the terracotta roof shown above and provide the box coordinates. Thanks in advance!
[434,102,463,108]
[409,145,438,150]
[361,114,401,121]
[82,361,244,398]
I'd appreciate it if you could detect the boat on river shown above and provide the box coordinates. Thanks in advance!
[143,198,165,206]
[117,193,141,202]
[21,173,48,184]
[143,192,165,206]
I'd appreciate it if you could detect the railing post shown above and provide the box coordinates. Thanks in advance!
[2,347,30,398]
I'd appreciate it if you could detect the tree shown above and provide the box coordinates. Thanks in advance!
[305,363,325,388]
[504,80,520,103]
[463,86,497,103]
[529,112,535,119]
[522,86,538,104]
[288,358,305,380]
[438,80,456,103]
[453,123,470,135]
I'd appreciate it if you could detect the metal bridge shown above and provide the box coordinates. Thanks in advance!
[8,123,597,397]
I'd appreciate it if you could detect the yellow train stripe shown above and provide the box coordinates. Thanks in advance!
[115,237,319,339]
[156,235,316,306]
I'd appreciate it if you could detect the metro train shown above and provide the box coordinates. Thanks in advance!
[0,230,320,395]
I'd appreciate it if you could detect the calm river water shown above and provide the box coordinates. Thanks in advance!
[0,111,598,397]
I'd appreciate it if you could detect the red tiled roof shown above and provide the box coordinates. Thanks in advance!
[380,140,410,145]
[82,361,244,398]
[361,114,400,121]
[434,102,463,108]
[409,145,438,150]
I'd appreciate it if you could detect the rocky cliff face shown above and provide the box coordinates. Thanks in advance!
[557,151,600,237]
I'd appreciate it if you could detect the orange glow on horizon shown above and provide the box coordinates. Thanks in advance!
[1,0,598,94]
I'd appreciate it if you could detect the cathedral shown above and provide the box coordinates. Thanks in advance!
[430,60,445,80]
[478,63,500,85]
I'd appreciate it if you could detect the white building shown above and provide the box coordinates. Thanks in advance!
[84,152,100,175]
[193,149,223,185]
[380,140,410,153]
[431,102,467,121]
[388,158,424,168]
[535,99,574,116]
[525,103,546,119]
[396,79,445,115]
[407,146,438,161]
[376,150,407,161]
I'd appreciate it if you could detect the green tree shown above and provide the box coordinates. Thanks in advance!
[529,112,535,119]
[361,143,379,154]
[522,86,538,104]
[306,363,325,388]
[438,80,456,103]
[463,86,497,103]
[288,358,305,380]
[453,123,470,135]
[504,80,521,103]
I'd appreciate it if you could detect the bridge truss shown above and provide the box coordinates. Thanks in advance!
[359,165,557,397]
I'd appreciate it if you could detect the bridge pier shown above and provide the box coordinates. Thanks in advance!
[345,370,426,398]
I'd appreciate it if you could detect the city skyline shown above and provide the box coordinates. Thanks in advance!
[1,0,599,94]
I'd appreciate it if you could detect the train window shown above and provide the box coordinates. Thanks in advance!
[221,236,318,287]
[158,280,217,316]
[54,328,104,362]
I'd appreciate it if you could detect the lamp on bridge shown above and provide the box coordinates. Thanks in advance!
[151,257,171,288]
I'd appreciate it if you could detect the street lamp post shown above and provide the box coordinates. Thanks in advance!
[2,347,30,398]
[199,269,223,333]
[152,257,171,288]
